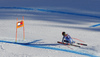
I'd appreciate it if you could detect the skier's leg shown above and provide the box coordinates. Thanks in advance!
[64,40,70,45]
[69,38,75,45]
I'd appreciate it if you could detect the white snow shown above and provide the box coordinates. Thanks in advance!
[0,0,100,57]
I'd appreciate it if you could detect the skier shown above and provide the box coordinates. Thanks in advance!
[62,32,75,45]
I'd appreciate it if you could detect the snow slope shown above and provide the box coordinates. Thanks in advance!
[0,0,100,57]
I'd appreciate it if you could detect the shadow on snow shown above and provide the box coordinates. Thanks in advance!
[0,39,98,57]
[0,7,100,31]
[0,40,60,46]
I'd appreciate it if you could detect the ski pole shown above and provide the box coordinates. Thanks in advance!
[72,37,85,43]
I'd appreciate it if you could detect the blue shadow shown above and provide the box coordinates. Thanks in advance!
[0,7,100,19]
[0,7,100,31]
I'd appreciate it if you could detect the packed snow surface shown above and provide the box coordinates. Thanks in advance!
[0,0,100,57]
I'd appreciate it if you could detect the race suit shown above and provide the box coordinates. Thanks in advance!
[62,34,75,44]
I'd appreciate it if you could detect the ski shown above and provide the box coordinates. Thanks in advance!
[71,44,80,47]
[57,41,73,50]
[57,41,80,47]
[77,43,87,46]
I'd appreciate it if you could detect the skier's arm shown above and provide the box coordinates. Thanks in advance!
[68,35,73,44]
[62,37,64,43]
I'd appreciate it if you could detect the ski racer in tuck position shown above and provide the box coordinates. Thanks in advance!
[62,32,75,45]
[57,32,87,47]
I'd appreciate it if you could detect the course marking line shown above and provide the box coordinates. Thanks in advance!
[0,7,34,10]
[90,24,100,27]
[37,9,100,18]
[0,40,98,57]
